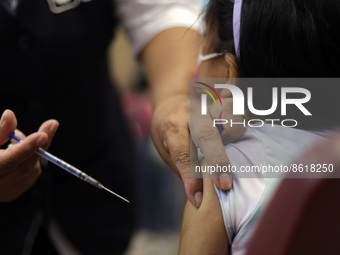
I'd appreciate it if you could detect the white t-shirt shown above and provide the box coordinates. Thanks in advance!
[116,0,203,54]
[215,124,326,255]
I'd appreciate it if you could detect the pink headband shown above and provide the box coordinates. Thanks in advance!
[233,0,243,58]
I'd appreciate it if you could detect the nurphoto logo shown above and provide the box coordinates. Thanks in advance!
[196,82,312,128]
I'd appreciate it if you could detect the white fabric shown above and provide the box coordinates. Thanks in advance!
[215,124,327,255]
[115,0,203,54]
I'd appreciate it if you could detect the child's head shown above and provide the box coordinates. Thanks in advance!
[200,0,340,130]
[204,0,340,78]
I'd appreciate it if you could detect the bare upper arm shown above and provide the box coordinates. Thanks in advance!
[178,176,229,255]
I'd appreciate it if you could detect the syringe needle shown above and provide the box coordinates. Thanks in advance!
[101,185,130,203]
[8,131,130,204]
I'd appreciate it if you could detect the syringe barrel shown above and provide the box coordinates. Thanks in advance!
[36,149,102,188]
[8,131,104,191]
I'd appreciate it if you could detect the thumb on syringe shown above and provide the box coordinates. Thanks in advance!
[5,131,49,165]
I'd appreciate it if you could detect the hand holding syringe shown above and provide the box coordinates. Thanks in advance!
[8,131,129,203]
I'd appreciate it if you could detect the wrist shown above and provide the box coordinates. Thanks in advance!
[152,91,190,111]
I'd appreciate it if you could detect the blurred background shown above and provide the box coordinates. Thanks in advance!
[108,27,187,255]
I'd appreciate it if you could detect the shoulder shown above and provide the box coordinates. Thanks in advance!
[216,125,326,253]
[225,125,327,170]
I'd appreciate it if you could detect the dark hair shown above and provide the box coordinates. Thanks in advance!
[239,0,340,77]
[205,0,340,77]
[204,0,235,54]
[205,0,340,130]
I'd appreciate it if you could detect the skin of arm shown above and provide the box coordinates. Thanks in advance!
[141,27,237,207]
[140,27,205,206]
[178,173,229,255]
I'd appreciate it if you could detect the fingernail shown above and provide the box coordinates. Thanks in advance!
[194,191,203,207]
[36,135,46,147]
[49,123,57,134]
[0,112,5,127]
[220,173,232,189]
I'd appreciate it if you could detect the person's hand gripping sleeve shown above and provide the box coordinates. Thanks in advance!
[152,89,244,208]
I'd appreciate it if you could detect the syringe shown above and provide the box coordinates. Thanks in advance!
[8,131,129,203]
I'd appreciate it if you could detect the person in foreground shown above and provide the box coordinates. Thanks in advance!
[0,0,229,254]
[179,0,340,254]
[0,0,243,253]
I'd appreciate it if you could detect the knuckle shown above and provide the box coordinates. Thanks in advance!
[214,157,230,167]
[198,126,220,142]
[185,177,201,189]
[163,117,178,131]
[159,112,182,134]
[173,148,190,167]
[204,155,229,167]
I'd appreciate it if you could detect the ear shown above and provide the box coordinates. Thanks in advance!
[224,53,239,78]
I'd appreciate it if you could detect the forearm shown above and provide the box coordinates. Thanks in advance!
[179,178,229,255]
[140,27,202,107]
